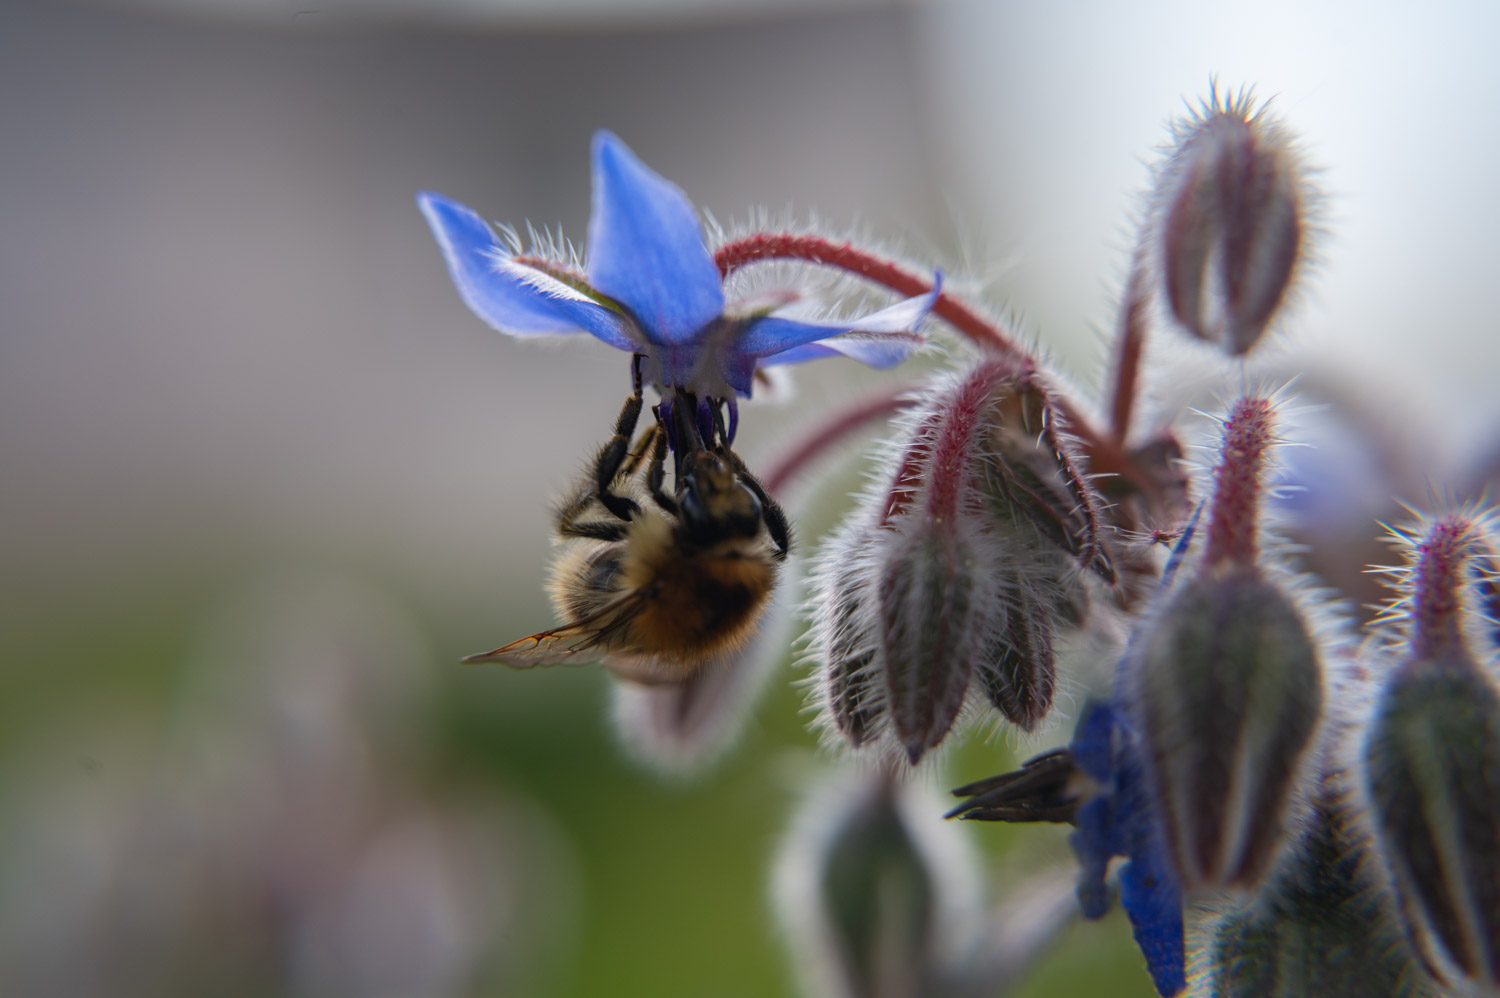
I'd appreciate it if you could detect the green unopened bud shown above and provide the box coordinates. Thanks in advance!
[1134,567,1323,892]
[1365,653,1500,992]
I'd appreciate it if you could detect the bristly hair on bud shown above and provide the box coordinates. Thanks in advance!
[1147,84,1316,357]
[1125,393,1328,894]
[1362,508,1500,993]
[805,354,1113,765]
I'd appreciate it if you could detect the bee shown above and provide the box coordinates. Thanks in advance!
[464,365,791,686]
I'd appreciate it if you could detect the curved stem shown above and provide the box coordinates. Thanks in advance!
[715,234,1030,364]
[762,386,916,496]
[718,232,1167,511]
[1107,247,1152,445]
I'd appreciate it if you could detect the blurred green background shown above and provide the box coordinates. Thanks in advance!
[3,0,1497,995]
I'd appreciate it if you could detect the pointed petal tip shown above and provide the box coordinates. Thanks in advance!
[587,130,723,346]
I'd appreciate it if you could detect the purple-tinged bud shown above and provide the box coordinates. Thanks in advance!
[775,769,981,998]
[1152,88,1309,356]
[977,367,1114,583]
[976,580,1058,732]
[1133,568,1323,892]
[811,523,887,748]
[1363,514,1500,992]
[808,356,1112,762]
[878,500,1005,766]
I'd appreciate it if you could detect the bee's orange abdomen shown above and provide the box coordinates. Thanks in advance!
[631,549,775,659]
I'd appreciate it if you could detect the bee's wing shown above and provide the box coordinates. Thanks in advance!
[461,591,645,669]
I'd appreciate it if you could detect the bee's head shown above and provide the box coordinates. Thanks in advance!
[677,450,763,545]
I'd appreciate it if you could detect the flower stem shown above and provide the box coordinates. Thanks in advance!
[1107,247,1152,445]
[715,233,1030,363]
[718,232,1169,524]
[761,386,916,496]
[1204,397,1276,569]
[1410,517,1479,660]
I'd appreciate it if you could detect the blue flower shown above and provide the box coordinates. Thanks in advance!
[947,699,1186,996]
[418,131,938,406]
[1068,700,1186,998]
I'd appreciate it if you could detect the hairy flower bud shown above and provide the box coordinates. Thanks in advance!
[1135,566,1323,892]
[879,519,1003,764]
[1152,88,1309,356]
[808,356,1111,763]
[1129,395,1323,893]
[818,539,886,748]
[776,770,980,998]
[1365,655,1500,992]
[976,580,1059,732]
[1363,513,1500,992]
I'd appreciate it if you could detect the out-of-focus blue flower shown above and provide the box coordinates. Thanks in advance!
[419,132,937,403]
[1068,700,1186,998]
[947,699,1186,996]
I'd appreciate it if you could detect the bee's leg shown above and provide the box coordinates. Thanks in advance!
[555,481,632,542]
[593,356,647,522]
[619,422,658,479]
[645,417,678,516]
[726,451,792,561]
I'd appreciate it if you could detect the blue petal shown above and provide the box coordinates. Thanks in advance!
[752,332,921,370]
[1069,699,1118,784]
[587,132,724,346]
[418,192,573,334]
[491,258,640,352]
[1070,798,1116,920]
[1114,720,1187,996]
[1120,845,1187,996]
[736,273,941,362]
[418,192,637,352]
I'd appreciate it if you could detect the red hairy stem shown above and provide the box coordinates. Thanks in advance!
[761,386,916,497]
[1411,517,1479,660]
[1204,397,1276,568]
[715,234,1030,364]
[716,232,1166,508]
[924,360,1003,522]
[881,408,944,526]
[1106,247,1152,445]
